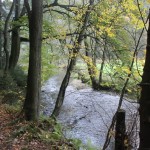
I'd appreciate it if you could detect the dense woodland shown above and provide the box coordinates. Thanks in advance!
[0,0,150,149]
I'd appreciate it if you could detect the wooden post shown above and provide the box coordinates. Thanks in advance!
[115,109,126,150]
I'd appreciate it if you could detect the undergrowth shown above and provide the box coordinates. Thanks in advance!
[0,68,88,150]
[75,61,141,100]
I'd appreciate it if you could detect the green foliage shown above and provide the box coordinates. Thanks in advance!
[41,44,59,82]
[42,19,58,39]
[76,58,142,99]
[84,139,98,150]
[12,122,41,140]
[10,116,77,149]
[91,0,145,37]
[3,103,21,114]
[10,66,27,87]
[0,69,25,107]
[38,117,63,142]
[71,138,83,149]
[11,16,28,28]
[0,72,21,105]
[2,90,20,105]
[19,43,59,83]
[70,138,98,150]
[0,72,17,90]
[1,0,147,149]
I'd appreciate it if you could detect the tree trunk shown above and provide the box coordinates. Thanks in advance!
[23,0,43,121]
[3,1,15,74]
[92,38,97,66]
[99,35,107,84]
[51,58,76,117]
[0,0,3,69]
[139,16,150,149]
[84,38,100,90]
[99,37,107,84]
[52,0,94,117]
[115,109,126,150]
[9,0,20,70]
[99,50,105,83]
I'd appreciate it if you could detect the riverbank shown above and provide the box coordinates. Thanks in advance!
[41,75,139,149]
[0,72,78,150]
[0,104,79,150]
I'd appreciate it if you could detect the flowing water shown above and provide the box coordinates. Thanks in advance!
[41,74,139,150]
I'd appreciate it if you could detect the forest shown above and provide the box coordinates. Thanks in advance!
[0,0,150,149]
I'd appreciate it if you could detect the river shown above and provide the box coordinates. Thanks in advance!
[41,74,139,150]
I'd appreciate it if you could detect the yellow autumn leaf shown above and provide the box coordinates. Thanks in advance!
[122,67,131,74]
[147,0,150,3]
[66,44,74,49]
[127,89,132,93]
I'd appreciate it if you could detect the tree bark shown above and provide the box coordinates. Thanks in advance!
[3,0,15,74]
[115,109,126,150]
[92,38,97,66]
[0,0,3,69]
[9,0,20,70]
[99,50,105,83]
[139,15,150,149]
[84,37,100,90]
[52,0,94,117]
[99,37,107,84]
[23,0,43,121]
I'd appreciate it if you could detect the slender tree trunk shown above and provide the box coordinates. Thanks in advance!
[9,0,20,70]
[3,1,15,74]
[99,37,107,84]
[84,38,99,90]
[0,0,3,69]
[99,50,105,83]
[103,17,146,150]
[23,0,43,121]
[92,39,97,66]
[139,16,150,149]
[52,0,94,117]
[51,58,76,117]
